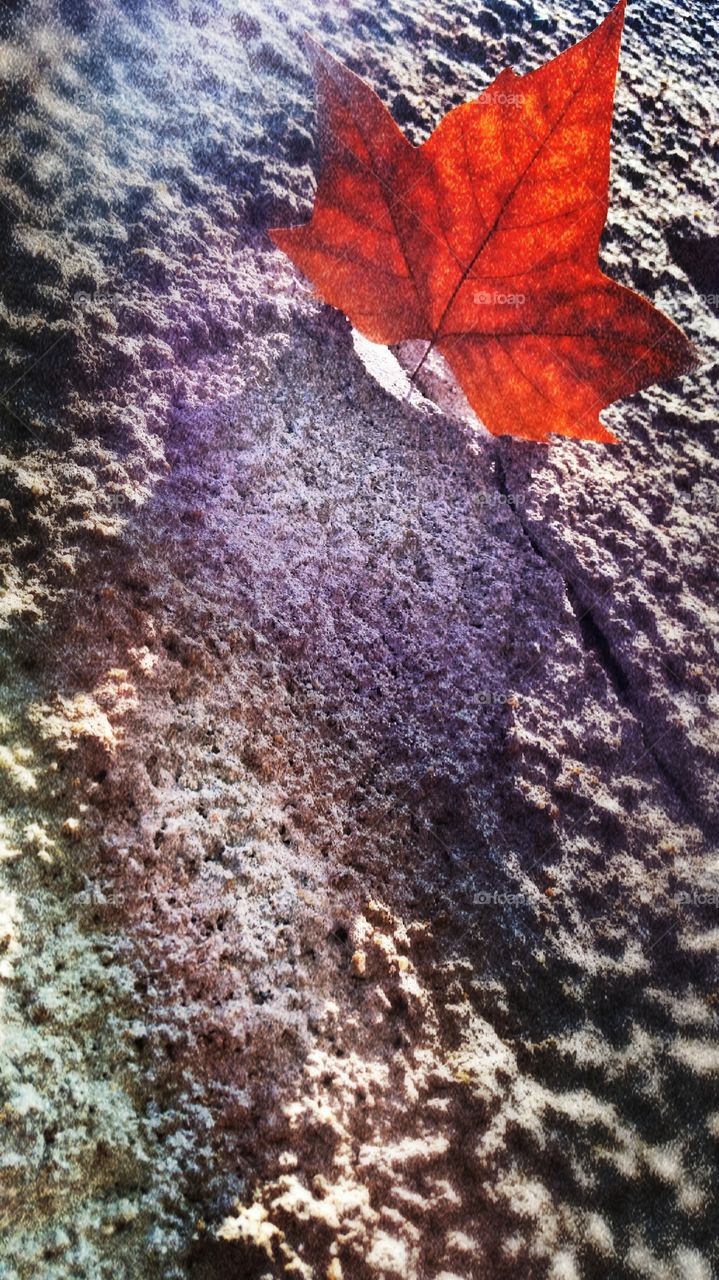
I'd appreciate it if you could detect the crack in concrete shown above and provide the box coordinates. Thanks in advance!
[493,449,707,834]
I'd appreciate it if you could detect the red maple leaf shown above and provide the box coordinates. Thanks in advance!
[270,0,696,443]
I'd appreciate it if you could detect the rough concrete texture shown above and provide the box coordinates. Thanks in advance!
[0,0,717,1277]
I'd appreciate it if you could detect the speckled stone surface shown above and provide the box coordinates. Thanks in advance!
[0,1,717,1277]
